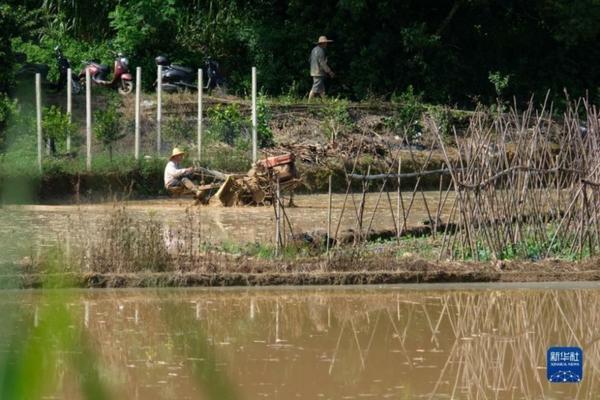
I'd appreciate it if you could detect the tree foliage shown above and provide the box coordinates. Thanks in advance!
[42,105,76,145]
[94,100,124,160]
[2,0,599,105]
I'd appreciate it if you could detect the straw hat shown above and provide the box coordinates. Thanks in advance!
[169,147,186,160]
[316,36,333,44]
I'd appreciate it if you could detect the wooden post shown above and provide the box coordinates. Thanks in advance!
[85,68,92,171]
[251,67,257,163]
[397,157,402,239]
[156,65,162,155]
[35,73,42,173]
[134,67,141,160]
[356,166,370,243]
[197,68,203,161]
[66,68,72,152]
[327,174,333,256]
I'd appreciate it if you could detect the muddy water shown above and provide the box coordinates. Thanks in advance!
[0,192,453,262]
[1,283,599,399]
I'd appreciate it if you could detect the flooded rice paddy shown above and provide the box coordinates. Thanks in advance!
[0,192,453,263]
[1,283,599,399]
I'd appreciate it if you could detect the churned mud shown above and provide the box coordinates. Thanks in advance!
[3,192,454,247]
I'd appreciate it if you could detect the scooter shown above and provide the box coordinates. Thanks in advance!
[155,55,197,93]
[16,46,81,94]
[154,56,226,93]
[79,52,134,95]
[204,57,226,93]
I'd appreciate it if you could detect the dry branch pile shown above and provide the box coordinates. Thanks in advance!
[264,136,392,166]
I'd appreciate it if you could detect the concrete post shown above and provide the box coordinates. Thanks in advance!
[251,67,257,163]
[66,68,72,152]
[156,65,162,155]
[85,68,92,171]
[36,73,42,172]
[197,68,203,161]
[135,67,141,159]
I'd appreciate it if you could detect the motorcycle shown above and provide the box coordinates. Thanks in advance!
[155,55,196,93]
[79,52,134,95]
[154,56,226,93]
[204,58,226,93]
[16,46,81,94]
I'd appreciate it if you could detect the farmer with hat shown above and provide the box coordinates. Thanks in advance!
[308,35,335,100]
[164,147,202,196]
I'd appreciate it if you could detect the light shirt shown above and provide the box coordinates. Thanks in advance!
[309,45,333,77]
[164,160,189,188]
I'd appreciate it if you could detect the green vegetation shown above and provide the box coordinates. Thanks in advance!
[321,97,352,142]
[203,100,271,148]
[0,94,16,150]
[385,86,426,140]
[206,104,247,146]
[0,248,240,399]
[209,240,319,260]
[488,70,511,99]
[93,99,124,160]
[0,291,111,399]
[42,105,77,153]
[1,1,598,104]
[256,95,274,147]
[163,115,193,148]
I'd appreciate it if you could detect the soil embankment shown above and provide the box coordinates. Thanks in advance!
[3,257,600,289]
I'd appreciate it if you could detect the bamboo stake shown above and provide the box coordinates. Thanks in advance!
[327,174,332,256]
[197,68,203,161]
[356,165,370,243]
[333,133,366,246]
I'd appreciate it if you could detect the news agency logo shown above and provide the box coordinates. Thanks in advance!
[547,347,583,383]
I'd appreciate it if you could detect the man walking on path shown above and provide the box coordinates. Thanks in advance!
[309,36,335,100]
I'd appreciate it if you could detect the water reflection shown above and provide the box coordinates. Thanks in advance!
[1,285,599,399]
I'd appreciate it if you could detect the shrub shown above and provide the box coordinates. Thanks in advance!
[256,96,273,147]
[321,98,352,142]
[163,116,194,147]
[488,71,511,98]
[94,99,124,160]
[386,85,425,142]
[206,104,248,146]
[0,94,17,151]
[42,106,77,154]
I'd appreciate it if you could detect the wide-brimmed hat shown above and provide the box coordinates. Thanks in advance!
[316,36,333,44]
[169,147,186,160]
